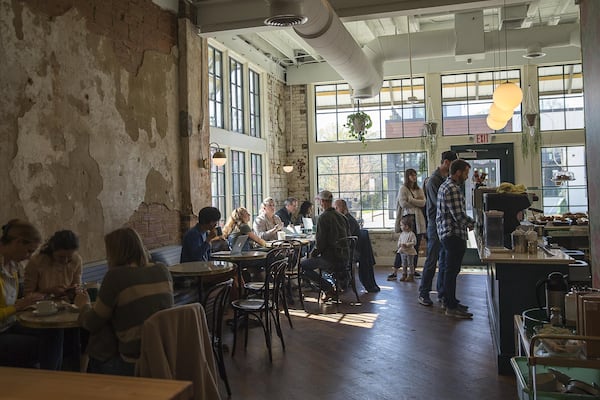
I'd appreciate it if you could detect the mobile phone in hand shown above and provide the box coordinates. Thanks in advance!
[215,226,223,237]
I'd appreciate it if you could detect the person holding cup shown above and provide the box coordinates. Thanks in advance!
[24,230,82,300]
[0,219,51,368]
[253,197,284,241]
[75,227,173,376]
[180,207,222,263]
[222,207,267,250]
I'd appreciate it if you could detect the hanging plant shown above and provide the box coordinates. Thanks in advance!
[521,85,542,160]
[344,111,372,145]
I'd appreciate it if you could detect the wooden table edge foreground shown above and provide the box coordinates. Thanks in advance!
[0,367,193,400]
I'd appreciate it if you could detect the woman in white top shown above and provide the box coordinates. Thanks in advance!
[253,197,284,241]
[397,169,426,266]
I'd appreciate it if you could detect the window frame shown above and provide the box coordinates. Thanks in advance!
[208,46,224,128]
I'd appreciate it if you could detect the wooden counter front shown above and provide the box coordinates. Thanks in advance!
[0,367,193,400]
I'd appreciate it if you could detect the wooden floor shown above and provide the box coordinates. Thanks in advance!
[221,267,518,400]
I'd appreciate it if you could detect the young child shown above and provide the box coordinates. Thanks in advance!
[387,215,417,282]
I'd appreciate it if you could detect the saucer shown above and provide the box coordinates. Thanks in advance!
[33,308,59,317]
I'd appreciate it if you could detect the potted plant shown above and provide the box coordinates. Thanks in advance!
[344,111,372,145]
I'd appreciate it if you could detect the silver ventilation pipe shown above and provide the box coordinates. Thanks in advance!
[291,0,383,99]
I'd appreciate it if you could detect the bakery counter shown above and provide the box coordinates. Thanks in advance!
[478,244,574,375]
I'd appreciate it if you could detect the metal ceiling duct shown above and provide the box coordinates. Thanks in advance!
[264,0,308,27]
[290,0,383,99]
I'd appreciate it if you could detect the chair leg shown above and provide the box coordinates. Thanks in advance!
[231,310,238,358]
[213,340,231,396]
[280,289,293,329]
[350,264,360,303]
[297,273,304,309]
[243,314,250,350]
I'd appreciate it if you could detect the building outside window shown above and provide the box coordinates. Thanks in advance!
[441,70,522,135]
[231,150,247,209]
[538,64,584,131]
[208,46,224,128]
[541,145,587,214]
[230,58,244,133]
[316,152,427,229]
[210,146,227,221]
[249,69,261,138]
[250,153,263,219]
[315,78,425,143]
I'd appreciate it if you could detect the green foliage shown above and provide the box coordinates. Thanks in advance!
[344,111,373,145]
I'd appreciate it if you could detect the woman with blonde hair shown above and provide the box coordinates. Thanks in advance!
[253,197,284,241]
[222,207,267,249]
[75,227,173,376]
[0,219,52,368]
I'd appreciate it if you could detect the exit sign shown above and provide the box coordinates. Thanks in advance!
[475,133,489,144]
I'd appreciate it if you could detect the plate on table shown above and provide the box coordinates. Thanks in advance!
[32,308,59,317]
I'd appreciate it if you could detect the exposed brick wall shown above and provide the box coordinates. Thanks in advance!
[126,202,181,249]
[286,85,310,202]
[23,0,177,74]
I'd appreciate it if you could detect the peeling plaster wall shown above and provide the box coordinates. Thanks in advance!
[0,0,181,261]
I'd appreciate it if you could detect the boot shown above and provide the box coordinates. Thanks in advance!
[399,273,408,282]
[406,274,415,282]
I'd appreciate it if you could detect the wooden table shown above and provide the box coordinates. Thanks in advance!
[18,305,80,329]
[0,367,193,400]
[169,260,236,301]
[211,251,268,298]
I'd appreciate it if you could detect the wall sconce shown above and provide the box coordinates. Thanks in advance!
[201,142,227,168]
[211,142,227,167]
[282,164,294,173]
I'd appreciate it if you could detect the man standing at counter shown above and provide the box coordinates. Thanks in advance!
[418,150,457,307]
[437,159,474,319]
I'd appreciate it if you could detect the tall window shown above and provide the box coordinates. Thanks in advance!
[210,146,226,220]
[208,46,224,128]
[230,58,244,133]
[231,150,246,209]
[441,70,522,135]
[249,69,261,137]
[315,78,425,143]
[316,152,427,228]
[538,64,584,131]
[541,145,587,214]
[250,153,263,219]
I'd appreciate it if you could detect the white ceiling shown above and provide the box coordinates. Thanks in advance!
[183,0,580,85]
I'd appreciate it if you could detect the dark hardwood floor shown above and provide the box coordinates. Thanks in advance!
[221,267,518,400]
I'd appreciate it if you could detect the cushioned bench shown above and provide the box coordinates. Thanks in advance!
[81,259,109,285]
[148,245,198,305]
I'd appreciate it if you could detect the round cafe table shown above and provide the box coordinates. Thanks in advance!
[168,260,236,301]
[18,305,80,329]
[210,251,268,298]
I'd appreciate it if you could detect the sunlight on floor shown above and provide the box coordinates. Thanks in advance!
[286,309,378,328]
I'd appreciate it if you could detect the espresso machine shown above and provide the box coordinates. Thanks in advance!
[483,192,532,249]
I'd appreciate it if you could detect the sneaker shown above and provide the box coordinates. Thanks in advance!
[440,302,469,312]
[445,308,473,319]
[405,274,415,282]
[399,273,408,282]
[418,296,433,306]
[386,273,397,281]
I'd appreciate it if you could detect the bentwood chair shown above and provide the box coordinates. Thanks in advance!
[318,235,360,305]
[202,279,233,396]
[231,247,289,362]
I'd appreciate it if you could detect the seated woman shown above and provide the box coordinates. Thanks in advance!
[295,200,313,226]
[222,207,267,250]
[74,227,173,376]
[24,230,82,299]
[253,197,284,241]
[0,219,46,368]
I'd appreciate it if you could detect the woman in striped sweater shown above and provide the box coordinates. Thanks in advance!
[75,227,173,376]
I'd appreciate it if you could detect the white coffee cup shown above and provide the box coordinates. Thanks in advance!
[277,231,286,240]
[36,300,57,314]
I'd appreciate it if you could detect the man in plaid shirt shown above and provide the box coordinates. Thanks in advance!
[436,159,475,319]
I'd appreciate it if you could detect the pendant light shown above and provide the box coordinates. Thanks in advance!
[492,3,522,112]
[406,16,418,104]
